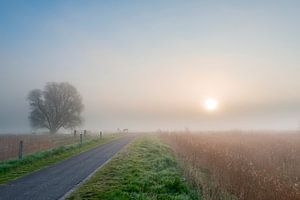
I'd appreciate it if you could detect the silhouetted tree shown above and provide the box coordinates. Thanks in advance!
[27,82,84,134]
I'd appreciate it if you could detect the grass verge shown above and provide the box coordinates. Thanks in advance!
[67,136,198,200]
[0,134,121,184]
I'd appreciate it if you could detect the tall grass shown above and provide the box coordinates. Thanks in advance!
[0,133,98,161]
[162,131,300,200]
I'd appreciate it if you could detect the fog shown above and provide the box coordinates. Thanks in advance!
[1,1,300,132]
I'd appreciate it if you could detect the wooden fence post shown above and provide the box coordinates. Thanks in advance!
[80,133,83,145]
[19,140,23,159]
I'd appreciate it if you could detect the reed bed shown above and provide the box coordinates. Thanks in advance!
[162,131,300,200]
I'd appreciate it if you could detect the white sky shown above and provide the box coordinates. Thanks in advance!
[1,1,300,132]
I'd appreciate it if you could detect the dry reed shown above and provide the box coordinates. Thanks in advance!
[162,131,300,200]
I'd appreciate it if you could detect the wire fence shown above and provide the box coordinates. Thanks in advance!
[0,130,101,161]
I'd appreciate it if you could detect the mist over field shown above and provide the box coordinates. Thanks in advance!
[1,2,300,200]
[1,1,300,132]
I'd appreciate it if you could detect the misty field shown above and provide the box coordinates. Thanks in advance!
[162,131,300,200]
[0,132,98,161]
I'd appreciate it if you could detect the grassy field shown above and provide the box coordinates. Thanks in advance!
[162,131,300,200]
[0,133,120,184]
[67,136,198,200]
[0,133,98,161]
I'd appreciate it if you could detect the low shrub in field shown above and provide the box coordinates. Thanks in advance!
[68,136,198,200]
[162,132,300,200]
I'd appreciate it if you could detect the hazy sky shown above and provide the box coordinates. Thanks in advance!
[1,1,300,132]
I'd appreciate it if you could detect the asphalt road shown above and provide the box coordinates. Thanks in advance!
[0,135,135,200]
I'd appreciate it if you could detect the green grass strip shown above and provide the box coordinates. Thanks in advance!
[68,136,199,200]
[0,134,121,184]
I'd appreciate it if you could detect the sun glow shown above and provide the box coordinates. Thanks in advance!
[204,98,218,111]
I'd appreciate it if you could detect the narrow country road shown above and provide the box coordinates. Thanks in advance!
[0,135,135,200]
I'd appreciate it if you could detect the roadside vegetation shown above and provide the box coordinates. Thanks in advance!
[0,133,120,184]
[0,134,96,161]
[68,136,198,200]
[162,131,300,200]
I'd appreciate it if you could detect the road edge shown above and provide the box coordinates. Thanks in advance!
[59,136,136,200]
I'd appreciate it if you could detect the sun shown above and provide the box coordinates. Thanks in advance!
[204,98,218,111]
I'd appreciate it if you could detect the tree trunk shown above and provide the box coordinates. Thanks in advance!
[49,128,57,134]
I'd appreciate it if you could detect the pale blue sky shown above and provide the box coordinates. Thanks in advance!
[1,1,300,132]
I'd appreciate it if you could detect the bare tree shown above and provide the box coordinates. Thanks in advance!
[27,82,84,134]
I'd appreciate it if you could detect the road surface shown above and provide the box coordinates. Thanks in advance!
[0,135,135,200]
